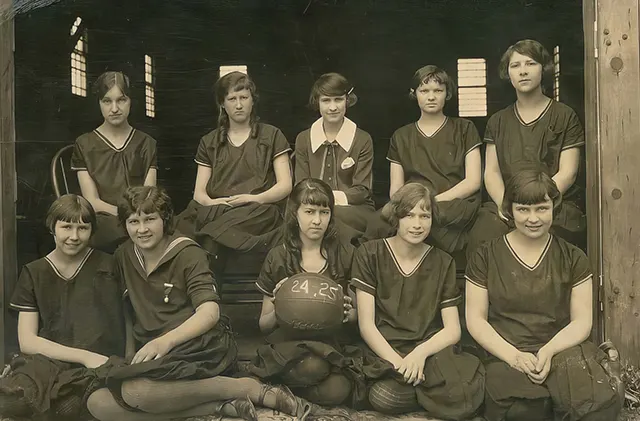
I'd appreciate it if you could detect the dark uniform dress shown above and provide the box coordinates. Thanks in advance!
[0,250,125,419]
[294,117,375,243]
[468,101,587,253]
[247,243,364,406]
[71,128,158,253]
[104,235,237,410]
[350,239,485,420]
[175,123,291,257]
[363,118,482,254]
[465,235,620,421]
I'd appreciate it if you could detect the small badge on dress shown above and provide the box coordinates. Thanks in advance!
[163,283,174,303]
[341,157,355,170]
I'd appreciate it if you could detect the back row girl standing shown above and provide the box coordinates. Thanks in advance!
[72,71,158,253]
[468,39,586,253]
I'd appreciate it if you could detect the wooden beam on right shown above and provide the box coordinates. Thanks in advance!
[597,0,640,366]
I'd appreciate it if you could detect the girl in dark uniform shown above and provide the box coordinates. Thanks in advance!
[468,40,586,254]
[86,186,314,421]
[465,169,621,421]
[72,71,158,253]
[175,71,292,268]
[363,65,482,255]
[352,183,485,419]
[0,194,124,420]
[294,73,375,242]
[248,178,358,409]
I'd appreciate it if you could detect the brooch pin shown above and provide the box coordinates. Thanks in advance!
[163,283,174,303]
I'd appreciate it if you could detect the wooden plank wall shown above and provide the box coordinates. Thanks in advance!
[0,0,17,367]
[597,0,640,365]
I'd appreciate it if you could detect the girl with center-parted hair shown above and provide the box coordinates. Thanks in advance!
[465,169,621,421]
[293,73,375,243]
[0,194,124,420]
[363,65,482,255]
[71,71,158,254]
[467,39,586,255]
[175,71,292,276]
[86,186,315,421]
[351,182,485,419]
[248,178,361,410]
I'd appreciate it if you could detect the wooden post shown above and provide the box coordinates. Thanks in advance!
[0,0,16,367]
[596,0,640,365]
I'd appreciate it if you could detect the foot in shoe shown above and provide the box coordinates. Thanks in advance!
[221,397,258,421]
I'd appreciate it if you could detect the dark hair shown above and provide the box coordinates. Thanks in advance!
[381,182,439,229]
[117,186,175,235]
[501,168,562,220]
[283,178,340,280]
[308,73,358,109]
[213,71,260,146]
[498,39,554,82]
[46,194,97,236]
[93,71,131,99]
[409,65,456,101]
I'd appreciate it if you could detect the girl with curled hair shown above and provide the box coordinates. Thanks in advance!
[71,71,158,253]
[352,182,485,419]
[294,73,375,243]
[465,169,621,421]
[175,71,292,278]
[363,65,482,256]
[468,40,586,255]
[87,186,315,421]
[249,178,359,410]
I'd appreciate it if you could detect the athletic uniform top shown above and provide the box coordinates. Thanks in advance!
[295,117,374,207]
[71,128,158,205]
[465,234,592,353]
[484,100,584,199]
[9,249,125,356]
[115,234,219,345]
[194,123,291,199]
[387,117,481,194]
[351,239,460,353]
[256,242,355,296]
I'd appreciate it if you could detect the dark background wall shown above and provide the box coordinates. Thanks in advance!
[9,0,585,353]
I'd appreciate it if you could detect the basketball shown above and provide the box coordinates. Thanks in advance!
[274,273,345,334]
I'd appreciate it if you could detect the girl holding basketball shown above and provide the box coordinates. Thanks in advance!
[465,169,621,421]
[248,178,359,409]
[468,40,586,254]
[352,183,485,419]
[72,71,158,253]
[294,73,375,241]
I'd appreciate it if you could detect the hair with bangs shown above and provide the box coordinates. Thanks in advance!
[283,178,340,279]
[382,182,439,230]
[117,186,175,234]
[409,65,456,101]
[213,71,260,146]
[93,71,131,99]
[498,39,554,82]
[46,194,97,235]
[308,72,358,109]
[501,168,562,220]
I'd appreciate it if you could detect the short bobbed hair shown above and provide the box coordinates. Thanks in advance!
[501,167,562,220]
[117,186,175,235]
[409,65,456,101]
[46,194,97,235]
[498,39,554,82]
[381,182,439,229]
[93,71,131,99]
[308,72,358,109]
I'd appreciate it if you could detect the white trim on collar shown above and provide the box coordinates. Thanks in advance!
[310,117,357,153]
